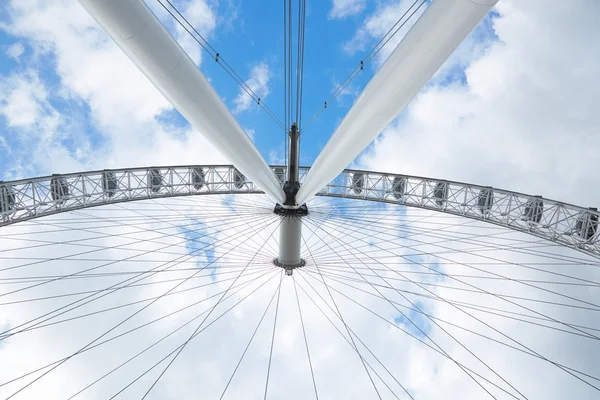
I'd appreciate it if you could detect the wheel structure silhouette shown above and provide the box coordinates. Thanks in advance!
[1,166,599,399]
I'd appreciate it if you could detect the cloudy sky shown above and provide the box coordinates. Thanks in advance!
[1,0,600,399]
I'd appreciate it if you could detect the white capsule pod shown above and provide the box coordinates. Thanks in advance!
[523,197,544,223]
[50,175,70,205]
[148,168,163,193]
[102,171,118,197]
[352,173,365,195]
[192,167,206,190]
[478,188,494,215]
[0,184,16,214]
[391,176,406,200]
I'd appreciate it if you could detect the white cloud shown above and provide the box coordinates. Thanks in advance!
[0,70,54,128]
[358,0,600,207]
[0,0,226,177]
[171,0,217,66]
[329,0,367,19]
[5,41,24,61]
[1,0,600,399]
[233,62,271,114]
[342,0,426,64]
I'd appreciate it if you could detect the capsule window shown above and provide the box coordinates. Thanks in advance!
[391,176,405,200]
[50,176,69,204]
[0,185,16,213]
[478,188,494,214]
[192,167,205,190]
[352,173,364,195]
[433,182,448,207]
[576,210,598,241]
[102,172,118,197]
[523,198,544,223]
[148,169,163,193]
[234,169,245,189]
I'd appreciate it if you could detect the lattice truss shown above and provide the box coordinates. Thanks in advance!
[1,166,598,258]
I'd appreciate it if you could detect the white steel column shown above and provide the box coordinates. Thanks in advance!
[277,217,303,267]
[296,0,499,205]
[77,0,285,204]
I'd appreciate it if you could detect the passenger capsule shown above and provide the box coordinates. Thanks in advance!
[523,197,543,223]
[192,167,205,190]
[576,208,598,241]
[0,184,16,213]
[148,168,163,193]
[391,176,405,200]
[234,169,245,189]
[50,175,69,204]
[433,182,448,207]
[478,188,494,214]
[352,173,364,195]
[102,171,118,197]
[274,167,285,186]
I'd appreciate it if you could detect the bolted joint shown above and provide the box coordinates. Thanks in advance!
[274,203,309,217]
[283,181,301,206]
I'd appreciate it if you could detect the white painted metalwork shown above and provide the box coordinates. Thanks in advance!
[76,0,285,204]
[277,216,303,268]
[1,166,599,259]
[296,0,499,205]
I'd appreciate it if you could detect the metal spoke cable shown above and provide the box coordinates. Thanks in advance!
[0,213,277,299]
[1,266,278,390]
[301,0,426,134]
[283,0,288,164]
[318,215,600,318]
[0,211,277,273]
[292,275,319,399]
[0,266,275,344]
[302,231,384,399]
[306,212,600,289]
[295,0,307,128]
[0,264,271,307]
[302,217,504,399]
[5,216,282,399]
[306,214,600,336]
[305,218,600,392]
[155,0,285,130]
[219,271,284,399]
[294,272,409,399]
[301,265,600,315]
[303,267,600,381]
[66,268,280,399]
[138,218,284,399]
[113,202,278,261]
[306,265,600,338]
[0,216,279,341]
[298,273,540,397]
[263,270,284,400]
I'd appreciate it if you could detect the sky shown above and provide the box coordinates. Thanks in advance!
[1,0,600,399]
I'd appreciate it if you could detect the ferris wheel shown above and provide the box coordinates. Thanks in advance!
[1,0,599,399]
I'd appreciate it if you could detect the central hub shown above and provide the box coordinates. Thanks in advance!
[273,203,308,216]
[273,122,306,274]
[273,257,306,276]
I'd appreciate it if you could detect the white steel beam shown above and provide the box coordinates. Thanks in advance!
[277,217,303,267]
[296,0,499,205]
[77,0,285,204]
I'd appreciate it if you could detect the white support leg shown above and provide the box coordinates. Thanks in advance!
[277,216,303,268]
[77,0,285,204]
[296,0,499,205]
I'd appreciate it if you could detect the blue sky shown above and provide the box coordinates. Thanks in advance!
[0,0,495,180]
[3,1,600,398]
